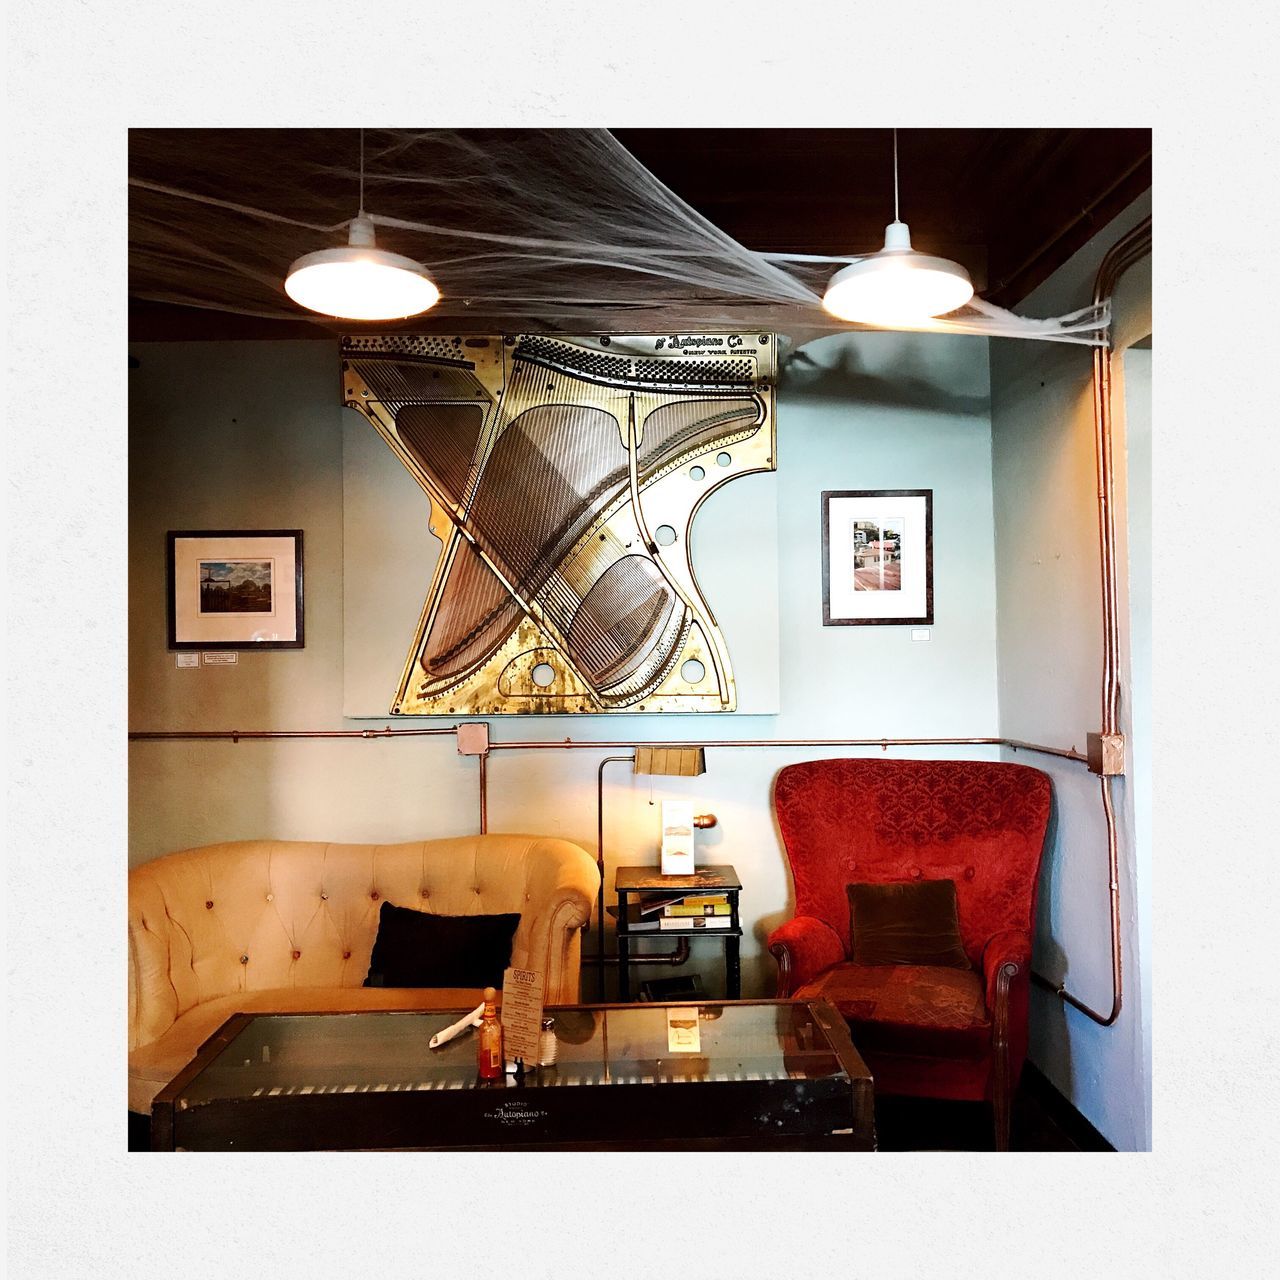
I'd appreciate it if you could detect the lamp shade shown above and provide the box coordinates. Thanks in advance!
[284,214,440,320]
[822,220,973,325]
[633,746,706,777]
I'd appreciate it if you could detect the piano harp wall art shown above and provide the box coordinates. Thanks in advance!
[342,333,777,715]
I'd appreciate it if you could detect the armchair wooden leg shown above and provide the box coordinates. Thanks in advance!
[993,1087,1012,1152]
[768,943,794,999]
[992,959,1018,1152]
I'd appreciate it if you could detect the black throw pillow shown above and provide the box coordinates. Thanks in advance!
[846,880,970,969]
[364,902,521,989]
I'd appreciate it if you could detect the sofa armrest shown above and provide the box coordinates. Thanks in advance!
[128,876,181,1052]
[767,916,845,997]
[521,839,601,1004]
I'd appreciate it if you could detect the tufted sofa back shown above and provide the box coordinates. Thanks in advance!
[773,759,1051,966]
[128,834,599,1051]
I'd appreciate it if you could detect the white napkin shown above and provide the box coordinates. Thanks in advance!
[428,1002,487,1050]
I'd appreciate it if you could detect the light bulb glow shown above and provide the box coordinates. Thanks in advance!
[284,247,441,320]
[822,221,973,325]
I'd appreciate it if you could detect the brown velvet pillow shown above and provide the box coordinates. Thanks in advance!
[846,880,970,968]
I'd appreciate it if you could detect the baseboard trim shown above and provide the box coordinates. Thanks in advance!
[1021,1063,1116,1152]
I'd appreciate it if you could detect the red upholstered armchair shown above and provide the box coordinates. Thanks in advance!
[768,758,1051,1149]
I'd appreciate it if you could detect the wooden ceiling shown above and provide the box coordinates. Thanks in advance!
[129,127,1150,341]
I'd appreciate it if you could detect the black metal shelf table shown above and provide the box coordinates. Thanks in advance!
[613,864,743,1001]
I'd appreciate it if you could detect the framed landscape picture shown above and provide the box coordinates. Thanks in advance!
[821,490,932,626]
[167,530,304,649]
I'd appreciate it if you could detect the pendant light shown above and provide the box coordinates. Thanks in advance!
[284,130,440,320]
[822,130,974,325]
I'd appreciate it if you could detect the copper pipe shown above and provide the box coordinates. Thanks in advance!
[478,752,488,835]
[595,755,633,999]
[127,727,458,740]
[1030,214,1151,1028]
[1034,775,1122,1024]
[490,736,1088,762]
[127,728,1088,763]
[624,937,692,967]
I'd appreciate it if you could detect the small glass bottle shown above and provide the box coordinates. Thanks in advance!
[538,1017,558,1067]
[476,987,504,1080]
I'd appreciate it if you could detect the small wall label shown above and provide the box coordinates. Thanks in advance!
[202,652,239,666]
[176,653,200,668]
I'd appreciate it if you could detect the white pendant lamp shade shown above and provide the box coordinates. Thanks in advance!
[285,214,440,320]
[822,219,974,325]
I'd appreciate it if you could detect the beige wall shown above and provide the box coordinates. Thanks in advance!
[129,328,1002,998]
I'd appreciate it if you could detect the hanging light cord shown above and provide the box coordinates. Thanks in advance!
[358,127,365,218]
[893,127,900,223]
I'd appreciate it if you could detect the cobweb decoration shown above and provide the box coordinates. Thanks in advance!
[128,128,1110,347]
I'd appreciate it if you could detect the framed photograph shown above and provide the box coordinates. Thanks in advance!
[822,490,932,626]
[167,530,304,649]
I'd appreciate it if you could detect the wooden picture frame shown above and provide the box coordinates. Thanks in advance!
[167,529,304,649]
[821,490,933,626]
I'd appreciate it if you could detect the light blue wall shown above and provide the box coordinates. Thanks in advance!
[989,193,1152,1150]
[1122,344,1152,1138]
[129,329,1001,997]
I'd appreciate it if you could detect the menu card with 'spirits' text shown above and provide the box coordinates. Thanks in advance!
[501,966,545,1066]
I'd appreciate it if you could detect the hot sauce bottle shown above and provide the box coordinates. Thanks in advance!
[477,987,504,1080]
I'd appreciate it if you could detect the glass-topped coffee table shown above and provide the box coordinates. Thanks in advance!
[151,999,875,1151]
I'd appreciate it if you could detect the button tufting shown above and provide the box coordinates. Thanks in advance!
[473,887,481,895]
[911,868,922,879]
[320,891,329,900]
[343,950,352,960]
[266,893,274,902]
[964,867,976,880]
[421,889,430,898]
[292,950,301,960]
[370,891,379,901]
[205,900,214,910]
[239,954,249,964]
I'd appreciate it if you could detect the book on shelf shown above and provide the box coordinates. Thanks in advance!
[659,915,732,930]
[639,892,729,916]
[665,902,732,917]
[637,893,693,917]
[607,904,661,932]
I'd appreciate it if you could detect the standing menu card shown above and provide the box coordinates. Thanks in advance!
[501,966,545,1067]
[660,799,696,875]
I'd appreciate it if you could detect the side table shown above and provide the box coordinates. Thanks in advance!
[613,864,743,1001]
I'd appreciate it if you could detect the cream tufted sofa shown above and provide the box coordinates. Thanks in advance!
[128,834,599,1114]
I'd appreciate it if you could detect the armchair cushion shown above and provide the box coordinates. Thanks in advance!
[847,879,969,969]
[365,902,520,989]
[794,962,990,1058]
